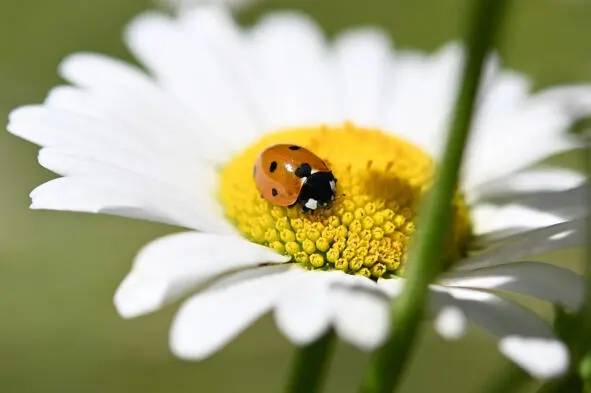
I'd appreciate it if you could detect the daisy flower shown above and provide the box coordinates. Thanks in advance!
[7,5,590,379]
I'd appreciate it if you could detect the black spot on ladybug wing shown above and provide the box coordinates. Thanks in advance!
[272,188,278,197]
[269,161,278,173]
[295,163,312,178]
[289,145,301,150]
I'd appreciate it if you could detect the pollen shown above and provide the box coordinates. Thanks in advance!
[219,123,471,278]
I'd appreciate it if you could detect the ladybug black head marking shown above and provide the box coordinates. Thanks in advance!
[295,163,312,178]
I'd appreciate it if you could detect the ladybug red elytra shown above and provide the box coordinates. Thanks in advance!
[253,144,337,212]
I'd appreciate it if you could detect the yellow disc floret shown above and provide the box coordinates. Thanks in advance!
[219,123,471,278]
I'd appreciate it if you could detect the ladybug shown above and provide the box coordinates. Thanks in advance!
[253,144,337,212]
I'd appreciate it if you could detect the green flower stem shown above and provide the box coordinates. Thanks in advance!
[285,331,336,393]
[357,1,511,392]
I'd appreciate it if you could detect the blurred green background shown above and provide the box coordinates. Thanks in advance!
[0,0,590,392]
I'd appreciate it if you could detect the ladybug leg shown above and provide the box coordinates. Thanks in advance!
[299,199,311,213]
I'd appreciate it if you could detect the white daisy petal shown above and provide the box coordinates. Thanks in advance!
[331,284,390,350]
[274,270,335,345]
[44,85,221,164]
[125,12,261,151]
[439,288,555,339]
[58,53,229,162]
[37,145,215,200]
[471,185,588,245]
[441,261,584,311]
[8,105,218,190]
[465,71,531,179]
[434,306,467,341]
[250,12,340,128]
[30,176,177,226]
[529,85,591,118]
[208,264,292,292]
[333,28,392,127]
[31,151,232,234]
[60,52,157,93]
[170,270,295,360]
[383,43,463,156]
[478,70,531,119]
[499,336,570,379]
[469,167,586,201]
[179,6,269,134]
[10,103,233,233]
[465,87,587,187]
[114,232,289,318]
[510,184,589,223]
[375,276,405,298]
[458,219,585,270]
[471,203,566,236]
[7,105,141,156]
[438,287,571,378]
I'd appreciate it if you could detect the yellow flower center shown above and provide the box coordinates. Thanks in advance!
[219,123,471,279]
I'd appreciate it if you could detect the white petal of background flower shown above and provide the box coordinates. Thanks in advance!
[114,232,289,318]
[440,261,584,311]
[434,306,467,341]
[499,336,570,379]
[171,270,295,360]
